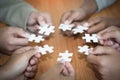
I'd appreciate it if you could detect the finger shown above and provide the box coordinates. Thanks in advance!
[103,40,114,46]
[62,66,69,76]
[15,28,30,38]
[88,17,102,26]
[27,25,40,33]
[98,26,117,37]
[99,30,120,42]
[88,21,107,34]
[61,11,72,23]
[31,65,38,72]
[13,46,32,54]
[65,62,75,76]
[53,62,65,73]
[67,11,81,23]
[22,48,38,62]
[112,43,120,49]
[24,72,35,78]
[37,16,46,26]
[30,57,38,65]
[13,37,28,46]
[34,53,41,58]
[43,13,53,25]
[91,46,117,55]
[26,64,37,72]
[87,54,101,65]
[25,65,32,72]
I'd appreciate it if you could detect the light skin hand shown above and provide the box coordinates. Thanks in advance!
[0,27,29,55]
[39,62,75,80]
[19,47,41,79]
[0,46,39,80]
[61,0,97,24]
[60,0,97,36]
[87,46,120,80]
[87,17,120,33]
[97,26,120,50]
[27,12,53,33]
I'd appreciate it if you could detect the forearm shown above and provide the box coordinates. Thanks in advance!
[0,0,36,30]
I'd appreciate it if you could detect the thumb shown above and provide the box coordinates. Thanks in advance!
[51,62,65,74]
[91,46,117,55]
[24,48,38,60]
[15,28,30,38]
[99,30,120,43]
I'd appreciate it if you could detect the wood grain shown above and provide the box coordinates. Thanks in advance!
[0,0,120,80]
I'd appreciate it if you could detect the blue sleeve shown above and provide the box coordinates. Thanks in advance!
[95,0,117,11]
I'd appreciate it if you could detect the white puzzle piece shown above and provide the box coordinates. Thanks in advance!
[72,25,88,34]
[57,50,73,62]
[28,34,45,43]
[36,45,54,55]
[37,46,47,55]
[82,34,98,43]
[78,45,90,55]
[59,21,74,31]
[38,24,55,36]
[43,45,54,53]
[72,22,89,34]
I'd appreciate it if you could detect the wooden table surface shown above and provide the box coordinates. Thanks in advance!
[0,0,120,80]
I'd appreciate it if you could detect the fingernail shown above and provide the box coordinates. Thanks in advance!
[89,48,94,53]
[64,20,70,24]
[83,22,90,28]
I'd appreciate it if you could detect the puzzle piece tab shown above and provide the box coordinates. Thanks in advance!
[28,34,44,43]
[82,34,98,43]
[57,50,73,62]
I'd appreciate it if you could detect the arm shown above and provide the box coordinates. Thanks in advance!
[0,0,36,30]
[95,0,117,11]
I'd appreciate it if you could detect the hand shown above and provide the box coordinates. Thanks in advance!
[24,53,40,79]
[61,8,87,24]
[39,62,75,80]
[87,46,120,80]
[60,0,97,36]
[27,12,52,33]
[88,17,120,33]
[97,26,120,50]
[0,27,29,55]
[0,46,39,80]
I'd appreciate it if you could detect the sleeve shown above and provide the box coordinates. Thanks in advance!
[0,53,2,56]
[95,0,117,12]
[0,0,37,30]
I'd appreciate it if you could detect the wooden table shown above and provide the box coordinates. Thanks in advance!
[0,0,120,80]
